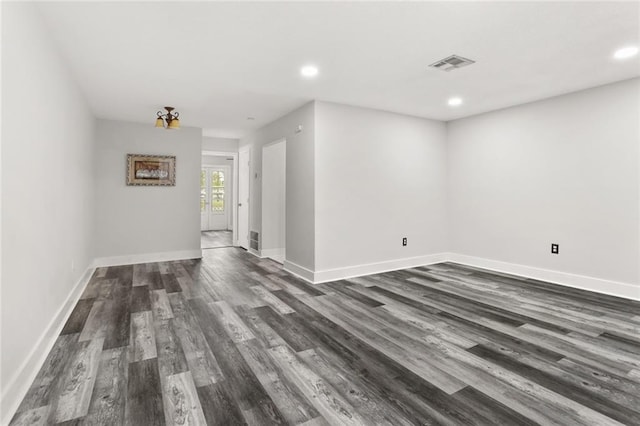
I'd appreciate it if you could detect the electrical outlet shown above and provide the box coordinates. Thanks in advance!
[551,243,559,254]
[402,237,407,246]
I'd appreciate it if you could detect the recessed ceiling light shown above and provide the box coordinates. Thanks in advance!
[300,65,319,78]
[614,46,639,60]
[448,97,463,107]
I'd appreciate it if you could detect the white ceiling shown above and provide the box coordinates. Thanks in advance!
[36,1,640,138]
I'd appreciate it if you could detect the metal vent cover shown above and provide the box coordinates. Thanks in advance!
[429,55,475,72]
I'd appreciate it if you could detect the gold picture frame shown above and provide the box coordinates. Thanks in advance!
[127,154,176,186]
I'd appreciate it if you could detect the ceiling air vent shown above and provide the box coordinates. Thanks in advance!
[429,55,475,72]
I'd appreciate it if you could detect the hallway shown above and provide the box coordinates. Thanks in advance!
[201,230,233,249]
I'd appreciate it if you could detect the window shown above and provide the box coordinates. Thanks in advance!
[211,171,225,213]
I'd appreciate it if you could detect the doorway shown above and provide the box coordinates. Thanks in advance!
[201,152,237,249]
[201,166,230,231]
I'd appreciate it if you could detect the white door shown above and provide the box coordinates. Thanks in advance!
[200,166,230,231]
[238,147,250,249]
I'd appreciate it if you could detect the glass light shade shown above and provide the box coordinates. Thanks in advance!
[155,117,165,128]
[168,118,180,129]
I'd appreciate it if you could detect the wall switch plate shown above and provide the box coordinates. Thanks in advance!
[551,243,559,254]
[402,237,407,246]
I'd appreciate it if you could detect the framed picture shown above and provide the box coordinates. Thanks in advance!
[127,154,176,186]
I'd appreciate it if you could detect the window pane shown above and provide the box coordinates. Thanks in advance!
[211,171,224,188]
[211,171,224,213]
[212,193,224,212]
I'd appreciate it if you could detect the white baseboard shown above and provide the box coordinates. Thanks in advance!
[286,252,639,301]
[260,248,284,259]
[312,253,449,284]
[1,265,95,426]
[92,249,203,267]
[283,260,315,283]
[247,248,285,262]
[447,253,640,301]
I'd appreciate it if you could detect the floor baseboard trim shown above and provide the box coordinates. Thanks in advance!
[92,249,203,267]
[260,248,285,259]
[313,253,449,284]
[248,248,262,258]
[1,265,95,425]
[283,260,315,283]
[447,253,640,301]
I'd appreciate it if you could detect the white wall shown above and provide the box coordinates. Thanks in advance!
[202,136,238,153]
[1,2,96,417]
[447,78,640,292]
[240,102,315,272]
[203,155,235,167]
[314,102,448,279]
[261,140,286,255]
[94,120,202,262]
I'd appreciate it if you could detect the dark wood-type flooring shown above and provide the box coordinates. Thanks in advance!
[201,230,233,249]
[10,248,640,425]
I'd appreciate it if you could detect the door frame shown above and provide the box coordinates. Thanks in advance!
[238,146,251,249]
[201,165,231,231]
[202,151,238,245]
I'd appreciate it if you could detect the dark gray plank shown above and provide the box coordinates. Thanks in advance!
[148,271,164,291]
[126,359,165,426]
[323,281,385,307]
[161,273,182,293]
[60,299,95,335]
[368,285,441,314]
[451,385,539,426]
[103,284,132,350]
[196,382,246,426]
[254,306,315,352]
[130,286,151,313]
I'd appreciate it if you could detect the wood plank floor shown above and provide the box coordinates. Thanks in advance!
[10,248,640,425]
[201,231,233,249]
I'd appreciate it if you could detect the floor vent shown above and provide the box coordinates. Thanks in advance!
[429,55,475,72]
[250,231,259,251]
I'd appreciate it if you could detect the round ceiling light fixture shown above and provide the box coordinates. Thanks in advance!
[300,65,319,78]
[614,46,639,60]
[448,97,463,107]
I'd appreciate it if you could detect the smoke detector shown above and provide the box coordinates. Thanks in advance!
[429,55,475,72]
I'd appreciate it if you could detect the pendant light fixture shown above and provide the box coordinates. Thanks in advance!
[155,106,180,129]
